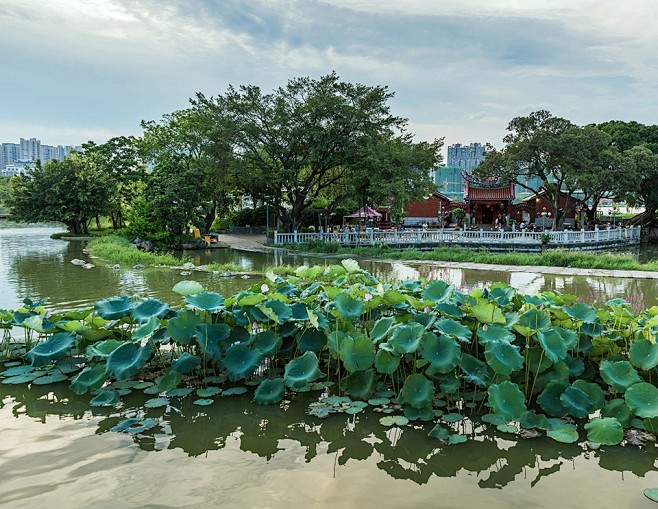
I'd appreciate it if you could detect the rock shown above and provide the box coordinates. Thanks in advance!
[82,248,91,255]
[180,271,191,276]
[81,263,95,269]
[135,240,154,252]
[182,262,195,270]
[241,274,250,279]
[133,264,145,270]
[112,264,121,270]
[71,259,87,266]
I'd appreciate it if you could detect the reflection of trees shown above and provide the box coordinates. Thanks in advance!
[3,383,656,489]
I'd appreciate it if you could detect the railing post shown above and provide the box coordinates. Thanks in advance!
[394,228,399,245]
[319,229,323,242]
[417,228,422,245]
[294,230,298,243]
[440,228,443,243]
[607,226,611,240]
[370,229,374,245]
[479,228,483,241]
[581,228,585,243]
[274,231,278,245]
[595,227,599,242]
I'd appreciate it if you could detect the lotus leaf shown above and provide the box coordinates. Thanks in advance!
[24,332,75,367]
[172,280,204,296]
[422,280,454,303]
[374,349,400,375]
[404,405,434,421]
[625,382,658,418]
[519,411,551,430]
[296,328,326,353]
[537,381,568,416]
[470,301,506,325]
[1,373,40,384]
[572,380,605,410]
[334,292,364,320]
[106,342,153,380]
[95,296,132,320]
[222,387,248,396]
[428,423,451,440]
[368,397,390,406]
[629,339,658,371]
[295,265,324,279]
[601,399,632,428]
[132,315,161,341]
[197,387,222,397]
[564,302,598,324]
[258,299,292,325]
[252,330,281,357]
[185,291,225,312]
[370,316,396,342]
[340,258,361,273]
[460,353,492,388]
[253,378,285,405]
[131,298,169,323]
[442,412,464,423]
[345,369,376,399]
[525,346,553,373]
[400,373,435,409]
[379,415,409,427]
[559,386,593,419]
[382,289,407,306]
[435,303,464,318]
[308,309,330,330]
[484,339,523,375]
[600,360,642,393]
[565,355,585,377]
[158,369,182,392]
[195,323,230,360]
[70,364,108,395]
[32,372,68,385]
[284,351,321,389]
[167,310,202,345]
[171,352,201,374]
[434,318,471,343]
[420,332,460,374]
[477,325,515,344]
[223,343,263,381]
[167,388,193,397]
[583,417,623,445]
[0,365,35,377]
[144,397,169,408]
[86,339,123,359]
[89,388,121,407]
[644,489,658,503]
[23,315,55,333]
[534,361,570,393]
[112,417,158,434]
[388,323,424,354]
[537,329,568,363]
[193,398,214,406]
[340,334,375,372]
[546,426,579,444]
[488,381,527,421]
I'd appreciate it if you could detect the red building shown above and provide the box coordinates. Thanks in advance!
[404,191,452,227]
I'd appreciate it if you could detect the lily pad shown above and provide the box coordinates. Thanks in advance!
[379,415,409,427]
[193,398,215,406]
[584,417,624,446]
[24,332,75,367]
[334,292,364,320]
[111,417,158,434]
[488,381,527,421]
[172,280,204,296]
[95,296,132,320]
[284,351,321,389]
[222,387,248,396]
[89,388,121,407]
[340,334,375,372]
[253,378,285,405]
[144,397,169,409]
[625,383,658,418]
[629,339,658,371]
[600,360,642,393]
[400,373,435,409]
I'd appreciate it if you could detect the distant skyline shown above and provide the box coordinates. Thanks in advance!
[2,0,657,157]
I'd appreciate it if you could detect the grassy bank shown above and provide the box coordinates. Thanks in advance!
[87,236,183,266]
[281,241,658,272]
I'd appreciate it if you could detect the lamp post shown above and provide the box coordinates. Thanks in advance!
[265,197,270,242]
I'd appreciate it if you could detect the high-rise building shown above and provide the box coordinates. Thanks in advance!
[447,142,486,170]
[20,138,41,161]
[0,138,81,169]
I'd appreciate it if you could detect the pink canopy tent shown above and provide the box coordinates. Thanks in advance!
[344,205,382,219]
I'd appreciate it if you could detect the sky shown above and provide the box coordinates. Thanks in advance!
[2,0,657,157]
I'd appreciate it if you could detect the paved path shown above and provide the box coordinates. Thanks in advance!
[218,234,658,280]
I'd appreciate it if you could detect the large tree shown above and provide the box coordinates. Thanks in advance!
[141,107,237,232]
[195,73,441,231]
[8,153,112,234]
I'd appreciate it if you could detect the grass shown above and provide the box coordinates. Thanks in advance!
[87,236,184,267]
[281,243,658,272]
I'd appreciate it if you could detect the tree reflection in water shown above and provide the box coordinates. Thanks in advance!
[3,382,656,490]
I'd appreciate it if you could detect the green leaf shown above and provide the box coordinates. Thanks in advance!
[379,415,409,427]
[253,378,286,405]
[470,301,506,325]
[158,369,182,392]
[70,364,107,395]
[341,259,361,273]
[106,342,152,380]
[89,388,121,407]
[625,382,658,418]
[434,318,471,342]
[420,332,460,374]
[400,373,435,409]
[600,360,642,393]
[388,323,424,354]
[537,329,568,363]
[537,381,568,416]
[476,324,515,344]
[484,339,523,375]
[345,369,376,399]
[296,328,326,353]
[131,298,169,323]
[185,291,225,312]
[167,310,202,345]
[487,381,527,421]
[629,339,658,371]
[564,302,598,323]
[584,417,624,446]
[172,280,204,296]
[284,351,321,389]
[340,334,375,373]
[24,332,75,367]
[546,426,579,444]
[422,280,454,302]
[643,488,658,503]
[334,292,364,320]
[95,296,132,320]
[132,315,161,341]
[223,343,263,381]
[254,330,282,356]
[171,352,201,374]
[601,399,633,428]
[195,323,230,360]
[374,349,400,374]
[370,316,396,342]
[559,386,593,419]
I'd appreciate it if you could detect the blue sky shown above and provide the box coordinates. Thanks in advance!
[1,0,656,157]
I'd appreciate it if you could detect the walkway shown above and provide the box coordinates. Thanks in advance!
[218,234,658,280]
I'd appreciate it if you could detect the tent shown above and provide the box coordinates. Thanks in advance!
[344,205,382,219]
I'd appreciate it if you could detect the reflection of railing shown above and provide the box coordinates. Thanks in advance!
[274,226,642,250]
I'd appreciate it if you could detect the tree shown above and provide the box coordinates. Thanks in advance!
[141,107,237,233]
[621,146,658,223]
[478,111,625,228]
[8,154,112,234]
[82,136,146,229]
[196,73,437,232]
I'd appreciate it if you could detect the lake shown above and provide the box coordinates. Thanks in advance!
[1,222,657,508]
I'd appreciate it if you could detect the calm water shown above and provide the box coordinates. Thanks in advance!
[1,222,658,508]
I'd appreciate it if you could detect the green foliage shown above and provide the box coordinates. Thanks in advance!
[2,260,658,448]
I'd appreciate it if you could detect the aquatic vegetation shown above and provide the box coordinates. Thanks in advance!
[1,259,658,450]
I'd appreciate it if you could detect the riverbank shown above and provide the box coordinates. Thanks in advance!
[218,234,658,280]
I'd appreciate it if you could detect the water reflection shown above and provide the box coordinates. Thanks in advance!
[3,382,656,490]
